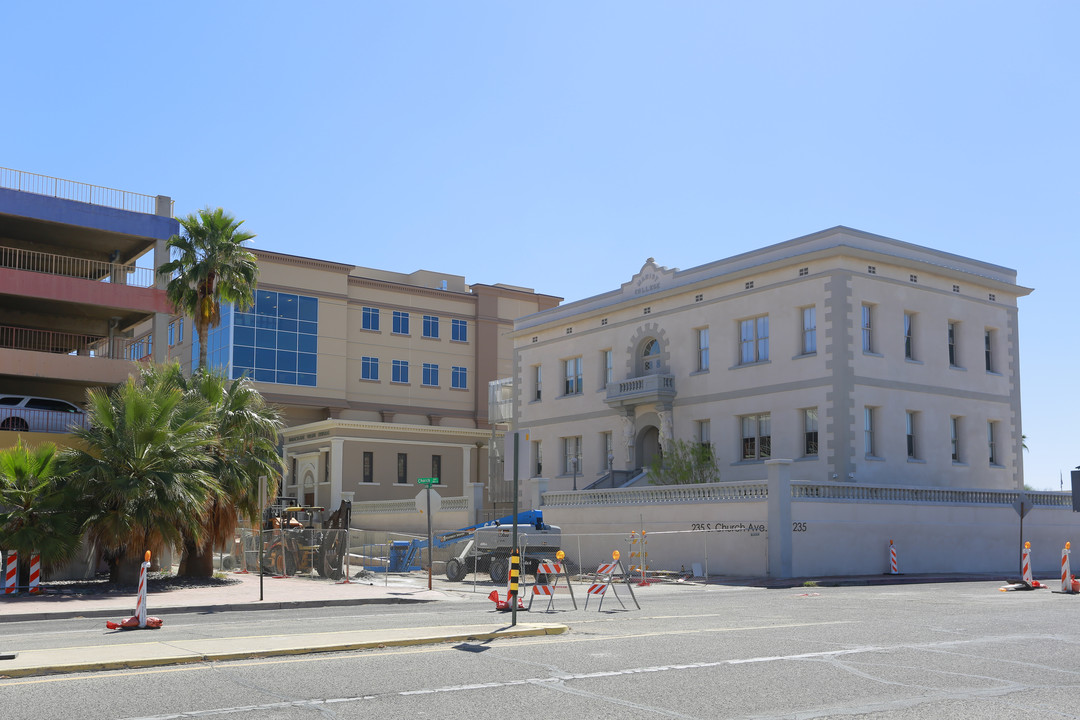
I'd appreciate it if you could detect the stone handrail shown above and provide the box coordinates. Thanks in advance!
[791,482,1071,507]
[351,495,469,515]
[543,481,768,507]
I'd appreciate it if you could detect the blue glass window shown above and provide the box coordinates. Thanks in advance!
[422,363,439,387]
[361,356,379,380]
[362,307,380,331]
[392,359,409,383]
[392,311,409,335]
[298,353,317,374]
[278,294,298,319]
[451,318,467,342]
[299,296,318,322]
[452,366,467,389]
[423,315,439,339]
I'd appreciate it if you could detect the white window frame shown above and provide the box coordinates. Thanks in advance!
[361,355,379,381]
[739,315,769,365]
[861,304,874,353]
[696,328,710,371]
[362,306,380,331]
[533,365,542,401]
[451,318,468,342]
[950,416,961,462]
[601,431,613,471]
[740,413,771,460]
[600,349,613,389]
[864,407,876,457]
[904,312,915,360]
[988,420,999,465]
[563,436,582,475]
[803,408,818,457]
[984,329,995,373]
[801,306,816,354]
[392,310,410,335]
[948,322,959,367]
[906,411,918,459]
[563,357,583,396]
[391,359,409,384]
[451,365,467,390]
[422,362,439,387]
[422,315,439,339]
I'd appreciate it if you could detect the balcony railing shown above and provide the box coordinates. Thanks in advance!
[0,166,172,215]
[0,245,157,288]
[0,325,134,360]
[605,373,676,407]
[0,407,90,434]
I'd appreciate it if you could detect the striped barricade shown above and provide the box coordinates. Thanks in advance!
[528,560,577,612]
[585,560,639,612]
[4,549,17,595]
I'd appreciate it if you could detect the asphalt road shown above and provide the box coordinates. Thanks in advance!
[2,580,1078,719]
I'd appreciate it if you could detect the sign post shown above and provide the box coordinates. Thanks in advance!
[1012,491,1032,576]
[418,477,440,589]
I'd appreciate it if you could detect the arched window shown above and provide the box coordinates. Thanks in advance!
[642,339,661,374]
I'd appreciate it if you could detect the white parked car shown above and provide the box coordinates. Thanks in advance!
[0,395,88,433]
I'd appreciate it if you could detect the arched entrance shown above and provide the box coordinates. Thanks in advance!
[636,426,661,470]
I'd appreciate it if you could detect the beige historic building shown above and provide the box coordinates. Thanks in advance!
[507,227,1031,493]
[149,248,560,518]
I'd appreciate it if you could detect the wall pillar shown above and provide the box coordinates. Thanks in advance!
[329,438,344,512]
[466,482,485,526]
[527,476,549,511]
[152,237,169,365]
[766,458,793,578]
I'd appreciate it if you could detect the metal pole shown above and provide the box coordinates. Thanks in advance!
[1019,503,1024,576]
[427,486,433,591]
[258,476,265,602]
[704,528,709,582]
[512,432,519,627]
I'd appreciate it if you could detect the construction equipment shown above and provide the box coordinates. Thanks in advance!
[261,499,352,580]
[403,510,574,583]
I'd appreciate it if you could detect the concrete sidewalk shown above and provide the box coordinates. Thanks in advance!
[0,622,569,678]
[0,571,454,623]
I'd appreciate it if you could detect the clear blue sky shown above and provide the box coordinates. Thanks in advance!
[4,3,1076,490]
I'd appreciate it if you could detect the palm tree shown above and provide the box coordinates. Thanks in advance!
[173,367,283,577]
[157,207,258,370]
[0,439,84,585]
[65,375,219,584]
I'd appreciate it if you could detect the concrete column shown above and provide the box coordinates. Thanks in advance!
[766,459,793,579]
[329,438,344,512]
[466,482,485,525]
[155,195,172,217]
[527,476,549,511]
[152,237,169,365]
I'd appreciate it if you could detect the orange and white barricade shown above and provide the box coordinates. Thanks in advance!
[528,557,577,612]
[1055,542,1079,594]
[106,551,163,629]
[584,552,639,612]
[1000,541,1049,591]
[28,552,41,593]
[888,540,899,575]
[4,550,17,595]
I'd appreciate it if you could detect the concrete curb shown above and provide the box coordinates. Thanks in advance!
[0,595,433,624]
[0,623,569,678]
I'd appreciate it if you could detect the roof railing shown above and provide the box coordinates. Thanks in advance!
[0,166,172,216]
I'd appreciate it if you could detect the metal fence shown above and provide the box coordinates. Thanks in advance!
[0,165,169,215]
[0,245,157,287]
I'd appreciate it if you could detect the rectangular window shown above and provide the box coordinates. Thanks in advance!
[363,452,373,483]
[563,357,583,395]
[534,365,542,401]
[533,440,542,477]
[451,318,468,342]
[741,414,771,460]
[451,366,467,389]
[948,322,958,367]
[864,407,876,457]
[802,307,817,354]
[803,408,818,457]
[422,362,439,387]
[950,416,961,462]
[392,310,410,335]
[697,328,710,370]
[988,421,998,465]
[431,455,441,482]
[904,312,915,360]
[361,356,379,381]
[862,304,874,353]
[601,431,613,471]
[423,315,439,339]
[563,436,582,474]
[397,453,408,484]
[906,411,918,459]
[985,329,994,372]
[697,419,711,445]
[739,315,769,364]
[362,307,380,331]
[601,349,613,388]
[392,359,409,384]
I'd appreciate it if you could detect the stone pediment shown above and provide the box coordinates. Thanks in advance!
[619,258,677,299]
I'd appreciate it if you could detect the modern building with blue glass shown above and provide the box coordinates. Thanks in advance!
[149,247,560,521]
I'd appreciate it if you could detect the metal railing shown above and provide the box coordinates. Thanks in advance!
[0,245,157,288]
[0,325,133,360]
[0,407,90,433]
[0,166,171,215]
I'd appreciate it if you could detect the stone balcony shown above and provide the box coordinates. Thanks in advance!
[604,373,676,409]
